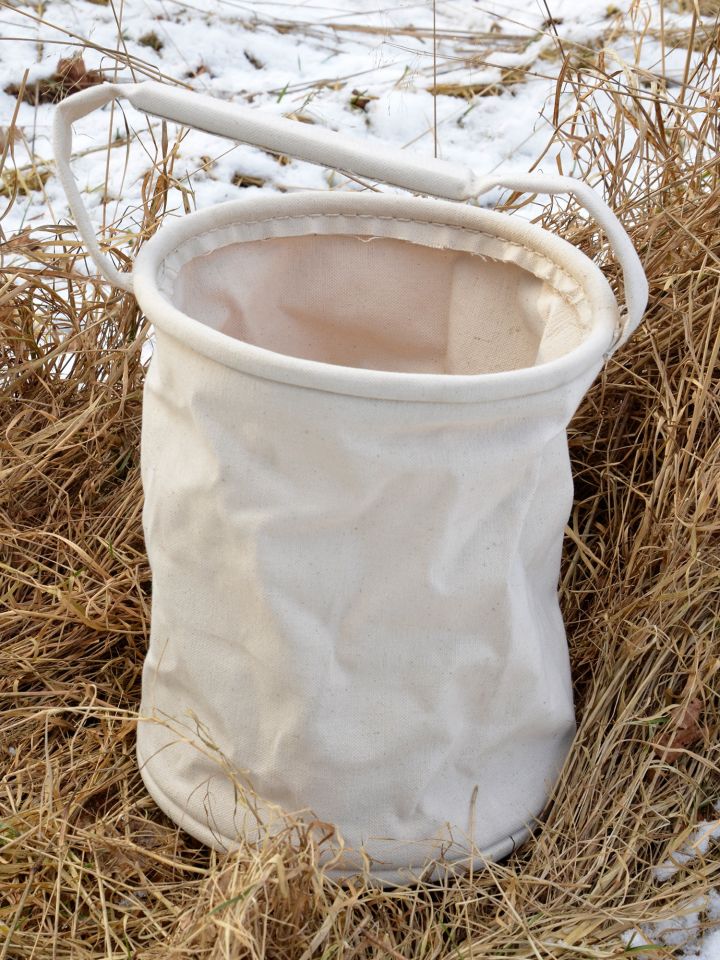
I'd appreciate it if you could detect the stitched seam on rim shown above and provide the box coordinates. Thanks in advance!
[154,212,590,315]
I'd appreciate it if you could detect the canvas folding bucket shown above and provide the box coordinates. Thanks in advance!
[54,81,648,883]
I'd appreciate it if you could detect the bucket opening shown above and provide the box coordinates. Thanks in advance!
[141,196,618,388]
[164,217,601,377]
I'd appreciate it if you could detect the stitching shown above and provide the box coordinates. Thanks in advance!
[158,212,588,317]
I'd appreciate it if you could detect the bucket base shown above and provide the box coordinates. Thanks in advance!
[137,740,535,886]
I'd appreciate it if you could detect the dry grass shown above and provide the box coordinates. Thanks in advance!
[1,7,720,959]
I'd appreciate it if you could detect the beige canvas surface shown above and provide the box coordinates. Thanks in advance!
[52,74,648,885]
[130,193,622,881]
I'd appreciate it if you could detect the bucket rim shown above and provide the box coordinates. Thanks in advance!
[133,191,619,403]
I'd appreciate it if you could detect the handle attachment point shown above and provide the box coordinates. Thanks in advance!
[53,83,135,293]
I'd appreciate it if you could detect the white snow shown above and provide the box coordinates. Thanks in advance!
[655,816,720,883]
[0,0,704,237]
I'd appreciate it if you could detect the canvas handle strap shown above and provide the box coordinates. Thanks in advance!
[54,80,648,348]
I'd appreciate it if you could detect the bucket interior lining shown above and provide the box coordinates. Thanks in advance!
[161,213,595,377]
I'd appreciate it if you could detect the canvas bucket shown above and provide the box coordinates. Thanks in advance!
[54,82,648,883]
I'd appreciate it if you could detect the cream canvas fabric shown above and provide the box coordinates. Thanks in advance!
[54,82,648,883]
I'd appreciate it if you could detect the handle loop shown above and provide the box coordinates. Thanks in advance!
[53,81,648,347]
